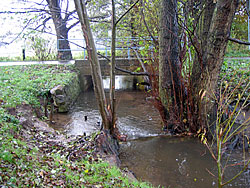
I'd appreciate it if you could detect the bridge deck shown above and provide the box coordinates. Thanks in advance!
[75,58,140,76]
[0,58,140,76]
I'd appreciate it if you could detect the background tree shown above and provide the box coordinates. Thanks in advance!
[227,0,249,54]
[0,0,80,60]
[45,0,76,60]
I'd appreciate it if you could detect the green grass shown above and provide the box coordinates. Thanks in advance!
[225,41,250,57]
[220,59,250,101]
[0,56,23,62]
[221,59,250,81]
[0,55,58,62]
[0,65,77,108]
[225,50,250,58]
[0,64,152,187]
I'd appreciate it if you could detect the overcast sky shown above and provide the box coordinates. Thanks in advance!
[0,1,111,58]
[0,0,84,58]
[0,1,36,57]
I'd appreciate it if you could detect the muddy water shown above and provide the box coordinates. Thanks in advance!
[120,136,250,188]
[52,90,250,188]
[120,136,216,188]
[54,90,162,138]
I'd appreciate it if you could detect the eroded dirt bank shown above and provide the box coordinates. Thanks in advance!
[2,103,137,186]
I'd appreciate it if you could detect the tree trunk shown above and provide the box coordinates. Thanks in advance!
[57,28,73,60]
[191,0,239,129]
[110,0,117,131]
[200,1,216,56]
[46,0,73,60]
[74,0,111,129]
[159,0,181,126]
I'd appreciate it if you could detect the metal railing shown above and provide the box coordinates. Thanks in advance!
[57,37,156,59]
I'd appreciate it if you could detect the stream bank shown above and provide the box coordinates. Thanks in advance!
[0,64,150,187]
[1,100,148,187]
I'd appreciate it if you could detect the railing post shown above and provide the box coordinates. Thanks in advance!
[127,38,130,59]
[57,39,60,52]
[105,38,108,57]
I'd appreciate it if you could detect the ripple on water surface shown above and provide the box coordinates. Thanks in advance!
[65,91,162,139]
[120,136,250,188]
[52,90,250,187]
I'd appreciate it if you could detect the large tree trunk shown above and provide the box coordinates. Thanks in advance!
[191,0,239,129]
[199,1,216,56]
[187,0,216,132]
[159,0,181,127]
[57,27,73,60]
[158,0,239,134]
[46,0,73,60]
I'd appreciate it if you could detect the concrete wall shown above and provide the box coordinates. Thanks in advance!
[74,58,140,76]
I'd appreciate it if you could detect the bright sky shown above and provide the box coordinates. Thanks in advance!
[0,1,36,57]
[0,0,110,58]
[0,0,84,58]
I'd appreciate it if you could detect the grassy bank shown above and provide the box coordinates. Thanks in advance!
[0,64,151,187]
[220,59,250,103]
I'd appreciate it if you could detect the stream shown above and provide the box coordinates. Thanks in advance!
[51,87,250,188]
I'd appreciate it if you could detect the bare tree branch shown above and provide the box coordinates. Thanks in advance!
[34,17,52,31]
[65,0,70,16]
[2,19,33,45]
[228,37,250,45]
[67,21,80,31]
[140,0,158,45]
[115,65,149,76]
[63,10,77,22]
[115,0,140,26]
[0,10,44,14]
